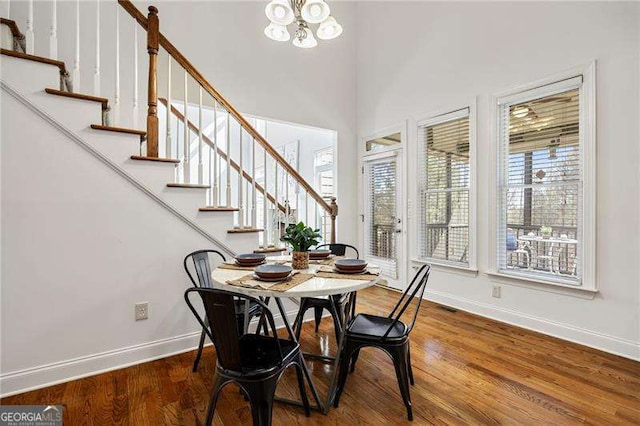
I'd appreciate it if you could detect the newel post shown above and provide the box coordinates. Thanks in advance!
[330,197,338,244]
[146,6,159,157]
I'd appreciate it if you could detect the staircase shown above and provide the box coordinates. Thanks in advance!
[0,0,338,257]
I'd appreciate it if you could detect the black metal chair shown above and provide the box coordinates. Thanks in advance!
[333,264,431,421]
[184,287,311,426]
[293,243,360,341]
[183,249,263,372]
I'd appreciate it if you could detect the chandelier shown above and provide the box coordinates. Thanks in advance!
[264,0,343,48]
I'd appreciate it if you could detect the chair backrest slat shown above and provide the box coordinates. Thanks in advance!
[381,265,431,340]
[184,249,226,288]
[317,243,359,259]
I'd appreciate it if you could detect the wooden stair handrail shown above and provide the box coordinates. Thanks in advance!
[117,0,332,216]
[1,18,24,39]
[159,98,287,214]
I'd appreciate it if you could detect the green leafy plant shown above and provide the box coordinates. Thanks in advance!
[540,226,553,236]
[280,222,321,252]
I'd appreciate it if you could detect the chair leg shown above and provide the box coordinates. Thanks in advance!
[243,376,278,426]
[204,373,226,425]
[391,344,413,421]
[295,359,311,417]
[293,299,310,341]
[193,326,207,372]
[333,340,357,408]
[328,303,342,342]
[349,348,360,373]
[407,344,415,386]
[313,306,323,333]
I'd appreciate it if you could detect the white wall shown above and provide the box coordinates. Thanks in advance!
[356,2,640,359]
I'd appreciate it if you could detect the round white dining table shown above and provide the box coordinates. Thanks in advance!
[209,255,381,414]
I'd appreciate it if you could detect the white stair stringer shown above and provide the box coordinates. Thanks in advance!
[1,80,257,256]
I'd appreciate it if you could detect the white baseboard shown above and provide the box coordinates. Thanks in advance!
[0,308,313,398]
[425,289,640,361]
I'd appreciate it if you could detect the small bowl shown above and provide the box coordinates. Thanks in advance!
[235,253,266,264]
[309,249,332,259]
[334,259,367,271]
[255,264,292,280]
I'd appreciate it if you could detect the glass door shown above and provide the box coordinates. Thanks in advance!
[363,151,404,290]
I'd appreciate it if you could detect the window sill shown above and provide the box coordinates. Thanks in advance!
[411,258,479,277]
[487,271,598,299]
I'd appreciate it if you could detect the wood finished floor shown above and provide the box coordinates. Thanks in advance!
[2,286,639,425]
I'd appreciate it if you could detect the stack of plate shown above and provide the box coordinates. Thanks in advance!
[235,253,266,267]
[253,265,293,282]
[334,259,368,274]
[309,249,332,260]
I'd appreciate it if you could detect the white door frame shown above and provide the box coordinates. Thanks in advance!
[361,122,408,290]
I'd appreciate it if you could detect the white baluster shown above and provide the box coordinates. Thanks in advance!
[305,191,309,225]
[165,57,172,158]
[314,199,319,230]
[113,5,120,123]
[197,87,203,184]
[208,142,212,204]
[263,149,268,247]
[274,162,279,247]
[132,23,139,128]
[238,127,244,228]
[212,101,219,206]
[252,138,257,228]
[93,0,100,95]
[225,111,231,206]
[6,1,9,19]
[25,0,34,54]
[285,171,290,225]
[49,0,57,59]
[183,70,189,183]
[72,0,80,92]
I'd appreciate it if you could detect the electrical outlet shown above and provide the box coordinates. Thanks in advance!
[491,285,501,298]
[135,302,149,320]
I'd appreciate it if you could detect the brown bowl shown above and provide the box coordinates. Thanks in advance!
[254,264,293,280]
[309,249,332,259]
[235,253,266,265]
[334,259,367,271]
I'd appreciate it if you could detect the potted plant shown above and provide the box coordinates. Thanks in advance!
[280,222,322,269]
[540,226,553,239]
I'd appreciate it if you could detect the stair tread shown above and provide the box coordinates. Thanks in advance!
[228,228,264,234]
[1,48,67,73]
[253,247,287,253]
[167,183,210,189]
[91,124,146,136]
[46,88,108,109]
[130,155,180,164]
[199,206,239,212]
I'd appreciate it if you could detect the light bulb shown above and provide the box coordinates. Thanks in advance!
[264,23,290,42]
[293,27,317,48]
[317,16,342,40]
[265,0,295,25]
[300,0,330,24]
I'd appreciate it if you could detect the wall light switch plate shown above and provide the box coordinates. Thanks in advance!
[491,286,501,298]
[135,302,149,320]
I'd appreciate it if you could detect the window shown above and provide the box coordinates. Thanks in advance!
[418,108,474,268]
[495,68,595,288]
[314,148,334,241]
[366,132,402,152]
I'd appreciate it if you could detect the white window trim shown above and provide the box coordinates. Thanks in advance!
[489,61,597,292]
[415,99,478,271]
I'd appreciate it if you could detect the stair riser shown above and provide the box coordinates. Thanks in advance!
[1,26,13,50]
[122,160,178,194]
[160,187,209,220]
[30,91,102,132]
[1,55,60,94]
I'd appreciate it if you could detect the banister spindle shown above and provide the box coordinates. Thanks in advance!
[252,138,257,228]
[274,161,279,247]
[165,56,172,158]
[93,0,100,96]
[182,69,189,181]
[49,0,57,59]
[25,0,34,54]
[305,191,309,225]
[263,149,268,247]
[212,101,219,206]
[238,127,244,228]
[198,87,203,184]
[114,6,120,124]
[132,23,139,128]
[145,6,159,157]
[225,111,231,207]
[73,0,80,92]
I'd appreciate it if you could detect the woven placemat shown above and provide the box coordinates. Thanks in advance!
[309,255,344,266]
[219,262,263,271]
[315,269,381,281]
[226,272,315,291]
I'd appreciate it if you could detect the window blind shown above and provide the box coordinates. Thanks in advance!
[418,111,471,266]
[497,85,582,282]
[365,159,398,279]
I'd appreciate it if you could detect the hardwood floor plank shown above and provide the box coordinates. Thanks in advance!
[2,286,638,425]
